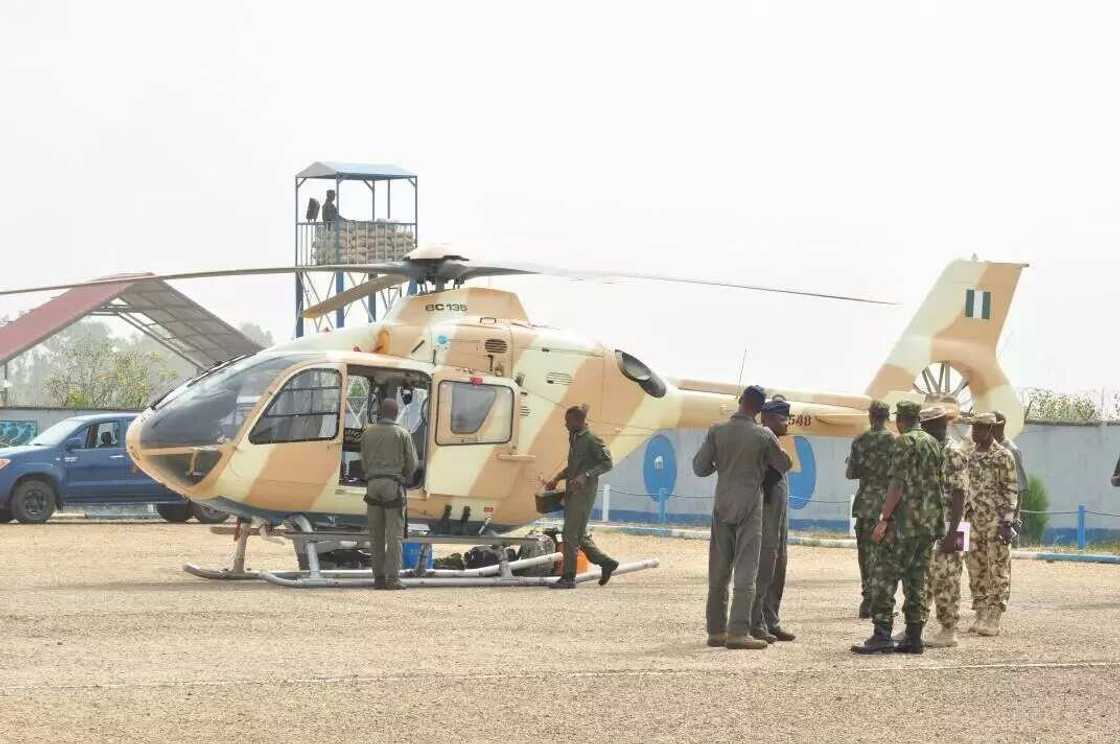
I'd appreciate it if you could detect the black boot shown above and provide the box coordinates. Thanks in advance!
[858,598,871,619]
[894,623,925,654]
[598,559,619,586]
[851,621,894,654]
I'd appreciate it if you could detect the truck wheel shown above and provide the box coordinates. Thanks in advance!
[11,479,57,524]
[156,503,191,523]
[0,507,13,523]
[191,503,231,524]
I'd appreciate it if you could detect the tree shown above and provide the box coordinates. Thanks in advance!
[5,321,176,409]
[41,326,178,408]
[1020,388,1120,424]
[1018,475,1050,545]
[238,322,275,349]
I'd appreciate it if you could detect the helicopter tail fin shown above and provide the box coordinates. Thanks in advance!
[865,259,1027,437]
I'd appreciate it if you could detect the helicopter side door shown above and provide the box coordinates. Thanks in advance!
[236,364,345,513]
[424,373,525,507]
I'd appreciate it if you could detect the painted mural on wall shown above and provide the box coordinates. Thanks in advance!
[785,436,817,509]
[638,433,819,508]
[0,420,38,447]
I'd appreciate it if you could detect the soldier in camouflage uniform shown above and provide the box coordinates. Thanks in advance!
[993,411,1028,531]
[851,401,945,655]
[545,406,619,589]
[922,408,971,648]
[845,400,896,619]
[964,412,1018,636]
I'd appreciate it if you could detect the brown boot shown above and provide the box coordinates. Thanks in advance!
[770,627,796,642]
[977,609,1001,637]
[924,625,959,648]
[726,635,769,650]
[707,633,727,648]
[750,627,777,644]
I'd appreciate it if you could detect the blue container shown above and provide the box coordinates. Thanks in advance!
[402,542,435,570]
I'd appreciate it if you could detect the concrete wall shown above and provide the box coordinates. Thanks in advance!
[597,423,1120,542]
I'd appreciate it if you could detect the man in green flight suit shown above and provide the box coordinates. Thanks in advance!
[851,401,945,655]
[361,398,419,591]
[546,406,620,589]
[846,400,896,619]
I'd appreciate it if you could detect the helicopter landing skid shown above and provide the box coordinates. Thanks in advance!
[182,516,262,580]
[183,516,660,588]
[259,559,660,588]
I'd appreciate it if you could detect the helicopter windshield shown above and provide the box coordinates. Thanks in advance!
[139,353,314,449]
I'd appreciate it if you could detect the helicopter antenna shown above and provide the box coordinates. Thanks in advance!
[736,347,749,389]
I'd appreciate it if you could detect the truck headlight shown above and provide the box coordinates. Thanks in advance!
[0,459,10,470]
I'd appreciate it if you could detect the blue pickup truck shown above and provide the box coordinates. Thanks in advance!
[0,413,228,524]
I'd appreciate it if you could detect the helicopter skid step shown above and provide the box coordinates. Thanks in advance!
[182,564,261,580]
[259,559,660,588]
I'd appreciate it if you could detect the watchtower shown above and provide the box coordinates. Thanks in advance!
[294,162,418,337]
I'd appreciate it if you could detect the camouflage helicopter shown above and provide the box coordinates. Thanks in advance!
[0,248,1025,585]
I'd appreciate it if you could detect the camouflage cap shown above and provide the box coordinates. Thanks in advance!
[868,400,890,416]
[970,412,998,426]
[895,400,922,419]
[919,405,948,422]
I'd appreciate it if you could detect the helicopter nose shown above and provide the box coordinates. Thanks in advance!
[127,407,225,491]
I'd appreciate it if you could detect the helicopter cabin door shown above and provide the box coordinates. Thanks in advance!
[425,371,525,508]
[239,364,344,513]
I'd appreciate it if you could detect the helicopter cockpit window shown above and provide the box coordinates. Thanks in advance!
[437,381,513,445]
[249,369,342,445]
[139,353,310,449]
[615,350,667,398]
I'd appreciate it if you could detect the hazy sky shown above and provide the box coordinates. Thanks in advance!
[1,1,1117,397]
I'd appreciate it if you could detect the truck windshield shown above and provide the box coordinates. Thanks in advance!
[29,420,83,447]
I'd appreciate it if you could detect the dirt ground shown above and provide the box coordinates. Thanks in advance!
[1,521,1118,744]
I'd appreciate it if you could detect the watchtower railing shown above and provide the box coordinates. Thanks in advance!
[297,220,416,266]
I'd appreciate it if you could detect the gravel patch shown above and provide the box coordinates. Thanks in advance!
[1,522,1117,743]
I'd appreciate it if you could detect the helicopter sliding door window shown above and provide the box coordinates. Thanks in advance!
[435,381,513,446]
[249,368,342,444]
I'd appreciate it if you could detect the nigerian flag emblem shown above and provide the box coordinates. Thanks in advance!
[965,289,991,320]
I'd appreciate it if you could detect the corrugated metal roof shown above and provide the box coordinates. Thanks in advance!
[0,276,263,369]
[296,161,417,180]
[0,278,136,366]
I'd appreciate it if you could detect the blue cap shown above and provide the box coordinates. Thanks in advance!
[762,399,791,417]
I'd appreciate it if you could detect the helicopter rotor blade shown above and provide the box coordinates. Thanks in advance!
[0,252,896,306]
[0,264,411,298]
[301,274,408,319]
[455,261,898,305]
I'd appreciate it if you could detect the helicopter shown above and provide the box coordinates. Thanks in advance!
[0,248,1025,585]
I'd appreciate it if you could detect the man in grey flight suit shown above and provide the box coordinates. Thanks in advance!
[751,399,796,644]
[361,398,419,590]
[693,385,793,650]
